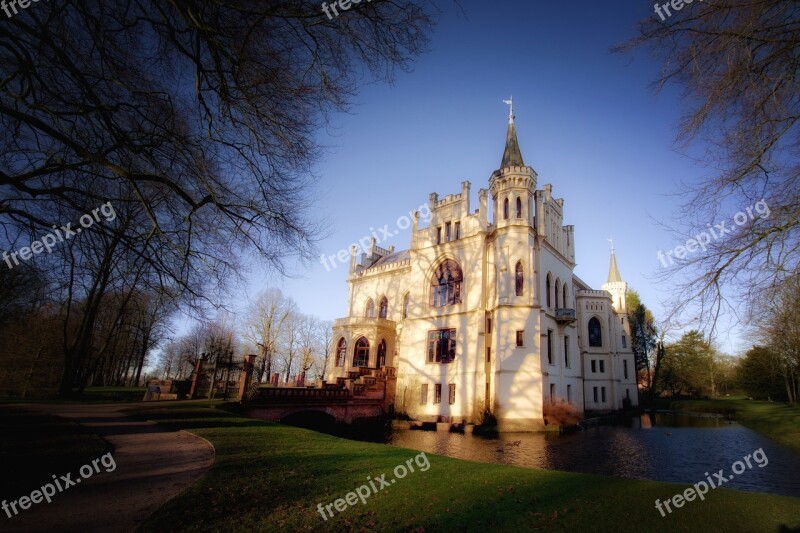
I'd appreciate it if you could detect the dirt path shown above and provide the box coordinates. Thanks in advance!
[4,403,214,532]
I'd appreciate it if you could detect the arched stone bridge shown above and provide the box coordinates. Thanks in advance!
[244,387,387,424]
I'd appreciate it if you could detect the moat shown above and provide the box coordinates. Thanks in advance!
[341,412,800,498]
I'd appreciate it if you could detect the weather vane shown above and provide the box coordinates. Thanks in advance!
[503,96,514,123]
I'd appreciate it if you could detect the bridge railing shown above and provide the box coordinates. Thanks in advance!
[251,387,351,402]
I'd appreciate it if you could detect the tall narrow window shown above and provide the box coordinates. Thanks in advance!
[353,337,370,368]
[420,384,428,405]
[547,329,553,365]
[445,222,451,242]
[555,279,560,309]
[516,330,524,347]
[623,359,629,379]
[588,317,602,347]
[563,285,568,308]
[601,387,607,403]
[402,293,410,319]
[454,221,460,240]
[515,261,524,296]
[591,360,597,373]
[621,335,627,348]
[436,226,442,244]
[503,198,509,219]
[549,384,556,403]
[335,338,346,367]
[546,274,552,308]
[516,196,522,218]
[434,384,442,404]
[378,297,388,319]
[564,336,570,368]
[365,299,375,318]
[431,260,463,307]
[567,384,573,403]
[599,360,605,373]
[448,384,456,405]
[486,347,491,363]
[593,386,598,403]
[377,339,387,368]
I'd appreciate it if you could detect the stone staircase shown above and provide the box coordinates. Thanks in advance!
[335,366,396,404]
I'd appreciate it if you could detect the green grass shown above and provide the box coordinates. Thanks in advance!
[125,404,800,532]
[671,397,800,454]
[0,408,108,500]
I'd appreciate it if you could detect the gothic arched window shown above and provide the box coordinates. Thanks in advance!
[335,338,346,367]
[431,259,463,307]
[515,261,524,296]
[546,273,552,308]
[353,337,370,367]
[555,279,561,309]
[503,198,509,220]
[516,196,522,218]
[402,293,410,319]
[378,297,388,319]
[365,299,374,318]
[377,339,387,368]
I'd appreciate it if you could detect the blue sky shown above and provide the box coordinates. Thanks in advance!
[234,1,747,354]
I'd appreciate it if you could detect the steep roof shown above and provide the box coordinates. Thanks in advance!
[607,248,622,283]
[501,119,525,168]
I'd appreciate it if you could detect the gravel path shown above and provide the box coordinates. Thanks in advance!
[4,403,214,532]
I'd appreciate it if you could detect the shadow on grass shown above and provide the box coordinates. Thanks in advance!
[0,407,109,500]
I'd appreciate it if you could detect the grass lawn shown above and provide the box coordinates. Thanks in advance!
[125,403,800,532]
[671,397,800,454]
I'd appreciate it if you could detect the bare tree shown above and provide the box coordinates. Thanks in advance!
[619,1,800,332]
[0,1,434,396]
[281,313,302,384]
[756,279,800,404]
[313,319,334,381]
[246,289,295,384]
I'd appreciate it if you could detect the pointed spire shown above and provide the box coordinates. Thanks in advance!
[607,239,622,283]
[501,97,524,168]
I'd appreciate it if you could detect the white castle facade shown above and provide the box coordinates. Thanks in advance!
[326,109,639,430]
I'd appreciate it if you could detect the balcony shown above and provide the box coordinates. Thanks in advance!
[555,308,576,324]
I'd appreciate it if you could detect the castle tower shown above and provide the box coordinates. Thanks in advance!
[489,98,537,228]
[602,241,628,313]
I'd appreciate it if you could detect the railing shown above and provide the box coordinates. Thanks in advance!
[555,308,577,322]
[252,387,350,402]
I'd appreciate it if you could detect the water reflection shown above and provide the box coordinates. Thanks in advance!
[381,413,800,497]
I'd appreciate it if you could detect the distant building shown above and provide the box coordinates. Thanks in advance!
[327,106,638,430]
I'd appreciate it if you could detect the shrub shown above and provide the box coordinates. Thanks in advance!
[543,398,581,426]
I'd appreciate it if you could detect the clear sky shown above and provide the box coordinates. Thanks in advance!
[232,1,746,354]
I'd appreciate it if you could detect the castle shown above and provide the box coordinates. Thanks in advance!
[327,105,638,430]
